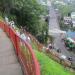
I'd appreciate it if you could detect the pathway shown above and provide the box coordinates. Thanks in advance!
[0,29,23,75]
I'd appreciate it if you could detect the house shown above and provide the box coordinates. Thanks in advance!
[64,17,72,25]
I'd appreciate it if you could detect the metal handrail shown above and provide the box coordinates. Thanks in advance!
[0,21,40,75]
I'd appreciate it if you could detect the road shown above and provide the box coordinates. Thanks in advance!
[48,5,75,65]
[49,6,60,29]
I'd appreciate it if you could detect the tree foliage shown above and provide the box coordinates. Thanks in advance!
[0,0,13,14]
[0,0,48,44]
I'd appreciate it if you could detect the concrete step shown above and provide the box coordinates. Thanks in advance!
[0,40,14,51]
[0,63,23,75]
[0,47,15,52]
[0,50,15,57]
[0,54,18,66]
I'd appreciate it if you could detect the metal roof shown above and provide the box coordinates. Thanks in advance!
[67,31,75,40]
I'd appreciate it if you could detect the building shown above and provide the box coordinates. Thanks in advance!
[64,17,72,25]
[71,12,75,27]
[67,31,75,41]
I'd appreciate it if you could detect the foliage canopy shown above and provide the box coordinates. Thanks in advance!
[0,0,48,43]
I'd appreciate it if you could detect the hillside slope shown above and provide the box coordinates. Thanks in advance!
[35,50,74,75]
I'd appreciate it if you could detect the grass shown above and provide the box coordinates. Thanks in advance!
[35,50,75,75]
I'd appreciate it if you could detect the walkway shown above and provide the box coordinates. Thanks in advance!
[0,29,23,75]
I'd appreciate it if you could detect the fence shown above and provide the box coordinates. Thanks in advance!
[0,21,40,75]
[46,49,71,68]
[25,32,44,51]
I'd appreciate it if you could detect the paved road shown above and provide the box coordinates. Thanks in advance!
[0,29,23,75]
[49,6,60,29]
[48,5,75,65]
[48,6,61,49]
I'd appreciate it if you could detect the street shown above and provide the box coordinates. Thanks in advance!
[48,4,75,65]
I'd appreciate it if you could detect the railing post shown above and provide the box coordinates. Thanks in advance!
[14,35,19,56]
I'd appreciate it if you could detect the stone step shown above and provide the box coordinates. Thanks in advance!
[0,63,23,75]
[0,54,18,66]
[0,50,15,57]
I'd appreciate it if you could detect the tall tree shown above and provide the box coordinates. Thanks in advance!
[0,0,13,14]
[0,0,48,43]
[11,0,46,35]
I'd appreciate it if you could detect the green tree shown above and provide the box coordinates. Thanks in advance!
[0,0,48,44]
[10,0,48,36]
[0,0,13,14]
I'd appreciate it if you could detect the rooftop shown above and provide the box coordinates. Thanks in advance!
[67,31,75,40]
